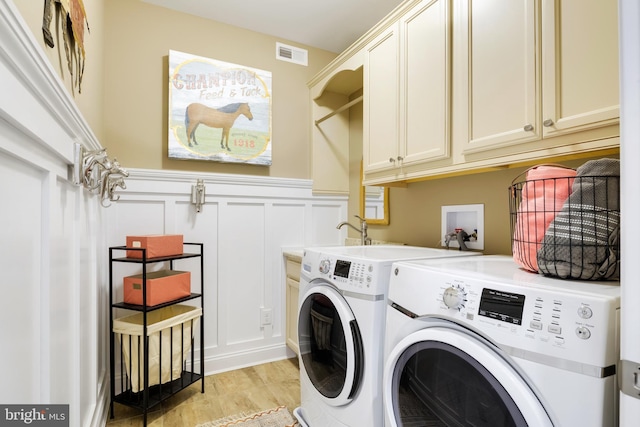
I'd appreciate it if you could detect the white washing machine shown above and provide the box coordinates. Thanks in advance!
[293,245,481,427]
[383,255,620,427]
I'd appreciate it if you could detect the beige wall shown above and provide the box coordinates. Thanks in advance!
[377,156,622,254]
[12,0,336,178]
[102,0,337,178]
[363,155,619,255]
[13,0,106,141]
[11,0,618,255]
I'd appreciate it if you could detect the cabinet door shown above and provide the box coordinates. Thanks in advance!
[400,0,451,166]
[541,0,619,137]
[363,24,399,174]
[286,277,300,355]
[459,0,539,154]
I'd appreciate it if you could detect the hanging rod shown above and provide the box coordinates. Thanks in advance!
[314,95,363,126]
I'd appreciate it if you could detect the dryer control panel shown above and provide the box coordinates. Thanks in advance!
[435,278,603,346]
[388,257,621,368]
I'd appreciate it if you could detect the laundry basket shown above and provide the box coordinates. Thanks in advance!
[113,304,202,393]
[509,160,620,280]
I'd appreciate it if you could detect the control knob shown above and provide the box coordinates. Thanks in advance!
[577,304,593,319]
[443,286,467,310]
[319,259,331,275]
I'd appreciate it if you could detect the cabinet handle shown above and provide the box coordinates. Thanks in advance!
[397,156,403,161]
[523,124,534,132]
[543,119,554,127]
[389,157,395,163]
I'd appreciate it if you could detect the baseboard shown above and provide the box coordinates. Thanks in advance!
[203,343,292,375]
[90,371,111,427]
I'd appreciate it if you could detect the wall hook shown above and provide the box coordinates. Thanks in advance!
[73,143,129,207]
[191,179,206,212]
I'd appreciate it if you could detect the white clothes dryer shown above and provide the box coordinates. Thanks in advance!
[293,245,481,427]
[383,255,620,427]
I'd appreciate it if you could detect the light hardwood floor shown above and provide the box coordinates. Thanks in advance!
[105,357,301,426]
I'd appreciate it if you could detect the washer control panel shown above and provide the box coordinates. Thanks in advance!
[324,257,374,288]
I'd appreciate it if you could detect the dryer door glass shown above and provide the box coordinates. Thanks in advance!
[298,287,363,403]
[391,341,526,426]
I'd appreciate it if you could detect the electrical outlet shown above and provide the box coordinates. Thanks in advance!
[260,308,272,326]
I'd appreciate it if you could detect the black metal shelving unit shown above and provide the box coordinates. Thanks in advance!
[108,242,205,426]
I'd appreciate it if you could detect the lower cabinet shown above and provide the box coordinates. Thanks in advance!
[284,252,301,355]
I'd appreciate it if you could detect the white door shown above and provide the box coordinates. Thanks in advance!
[618,0,640,424]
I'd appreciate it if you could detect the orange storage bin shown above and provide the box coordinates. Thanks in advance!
[126,234,183,259]
[123,270,191,306]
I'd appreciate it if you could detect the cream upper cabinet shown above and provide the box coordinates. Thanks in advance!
[540,0,619,137]
[363,24,400,175]
[316,0,619,189]
[401,0,451,165]
[459,0,619,156]
[364,0,451,181]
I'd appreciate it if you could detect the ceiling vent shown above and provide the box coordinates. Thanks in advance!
[276,42,308,66]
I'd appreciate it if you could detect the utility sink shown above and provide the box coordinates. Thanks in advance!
[316,244,468,261]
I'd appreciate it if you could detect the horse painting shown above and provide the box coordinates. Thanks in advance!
[184,102,253,151]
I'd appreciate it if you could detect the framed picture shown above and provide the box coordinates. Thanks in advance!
[168,50,272,165]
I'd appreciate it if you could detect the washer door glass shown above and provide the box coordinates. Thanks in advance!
[385,327,553,427]
[298,282,364,406]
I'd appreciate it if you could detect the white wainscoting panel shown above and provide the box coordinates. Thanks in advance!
[107,169,347,374]
[49,178,77,411]
[268,202,307,339]
[221,201,267,346]
[0,150,45,403]
[312,203,349,245]
[174,199,219,353]
[0,1,109,425]
[1,2,348,425]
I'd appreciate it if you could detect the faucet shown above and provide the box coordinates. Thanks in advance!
[337,215,371,245]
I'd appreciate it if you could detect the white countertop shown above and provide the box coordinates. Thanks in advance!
[281,238,407,262]
[282,247,303,262]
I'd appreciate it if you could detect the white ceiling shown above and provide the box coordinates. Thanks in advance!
[141,0,405,53]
